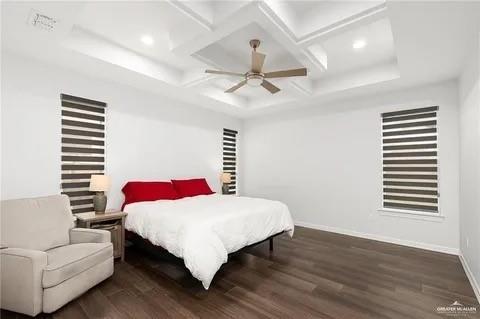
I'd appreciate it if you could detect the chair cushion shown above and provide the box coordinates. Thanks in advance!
[1,195,73,251]
[43,243,112,288]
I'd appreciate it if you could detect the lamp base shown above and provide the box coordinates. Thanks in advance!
[222,184,230,195]
[93,192,107,214]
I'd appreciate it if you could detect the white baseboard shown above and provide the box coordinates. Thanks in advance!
[294,220,460,255]
[459,254,480,304]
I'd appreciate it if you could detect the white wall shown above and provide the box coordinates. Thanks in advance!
[459,31,480,298]
[1,51,242,208]
[242,81,460,252]
[0,48,470,257]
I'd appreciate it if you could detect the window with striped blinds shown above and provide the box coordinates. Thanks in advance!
[61,94,106,214]
[381,106,439,214]
[223,128,238,195]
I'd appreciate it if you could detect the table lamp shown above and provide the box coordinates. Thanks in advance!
[89,175,110,213]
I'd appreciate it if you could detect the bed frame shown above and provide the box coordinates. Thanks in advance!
[125,230,285,288]
[125,229,284,259]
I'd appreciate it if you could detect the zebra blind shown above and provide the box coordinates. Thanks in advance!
[223,128,238,195]
[61,94,106,214]
[381,106,439,213]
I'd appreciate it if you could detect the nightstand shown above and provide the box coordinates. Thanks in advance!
[75,211,127,261]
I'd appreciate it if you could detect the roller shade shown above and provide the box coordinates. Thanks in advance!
[223,128,238,195]
[381,106,439,213]
[61,94,106,213]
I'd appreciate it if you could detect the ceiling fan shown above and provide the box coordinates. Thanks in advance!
[205,39,307,94]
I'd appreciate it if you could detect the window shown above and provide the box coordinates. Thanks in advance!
[381,106,439,214]
[223,128,238,195]
[61,94,106,213]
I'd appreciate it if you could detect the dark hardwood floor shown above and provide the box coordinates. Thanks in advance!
[2,226,479,318]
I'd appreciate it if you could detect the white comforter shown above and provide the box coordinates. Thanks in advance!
[124,194,294,289]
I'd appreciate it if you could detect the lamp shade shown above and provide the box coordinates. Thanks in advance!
[89,175,110,192]
[221,172,231,183]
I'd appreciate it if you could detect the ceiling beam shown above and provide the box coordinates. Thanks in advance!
[169,2,258,56]
[296,3,388,48]
[64,26,183,85]
[255,2,319,86]
[289,77,313,96]
[166,0,213,31]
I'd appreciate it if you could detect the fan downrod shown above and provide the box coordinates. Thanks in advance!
[249,39,261,51]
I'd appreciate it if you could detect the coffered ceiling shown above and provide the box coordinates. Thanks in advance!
[2,1,480,117]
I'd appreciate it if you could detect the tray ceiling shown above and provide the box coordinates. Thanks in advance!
[2,1,479,117]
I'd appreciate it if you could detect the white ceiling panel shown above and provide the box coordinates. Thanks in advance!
[2,1,479,117]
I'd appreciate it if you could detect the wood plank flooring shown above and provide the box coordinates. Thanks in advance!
[2,226,479,318]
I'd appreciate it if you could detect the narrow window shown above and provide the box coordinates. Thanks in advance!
[381,106,439,214]
[223,128,238,195]
[61,94,106,213]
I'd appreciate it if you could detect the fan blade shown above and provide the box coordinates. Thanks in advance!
[261,80,280,94]
[225,80,247,93]
[264,68,307,78]
[205,70,244,77]
[251,51,266,73]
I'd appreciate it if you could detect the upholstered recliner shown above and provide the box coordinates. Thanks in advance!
[0,195,114,316]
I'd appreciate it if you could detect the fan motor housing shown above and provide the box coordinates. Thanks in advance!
[249,39,261,50]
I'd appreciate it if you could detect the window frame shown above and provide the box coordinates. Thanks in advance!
[60,93,107,214]
[378,105,443,220]
[222,128,238,195]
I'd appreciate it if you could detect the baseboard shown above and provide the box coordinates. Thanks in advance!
[459,253,480,304]
[294,220,460,255]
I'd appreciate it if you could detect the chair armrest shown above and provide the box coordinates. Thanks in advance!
[0,248,47,316]
[69,228,111,244]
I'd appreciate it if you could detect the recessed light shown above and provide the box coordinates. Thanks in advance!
[353,39,366,50]
[141,35,154,46]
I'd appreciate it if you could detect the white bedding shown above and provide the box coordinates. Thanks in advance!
[124,194,294,289]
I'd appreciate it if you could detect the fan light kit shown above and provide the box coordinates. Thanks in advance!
[246,73,263,87]
[205,39,308,94]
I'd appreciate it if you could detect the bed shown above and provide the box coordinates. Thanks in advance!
[123,193,294,289]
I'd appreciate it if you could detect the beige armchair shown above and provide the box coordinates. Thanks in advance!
[0,195,114,316]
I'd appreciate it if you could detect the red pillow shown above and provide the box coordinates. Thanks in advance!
[121,181,180,209]
[171,178,214,198]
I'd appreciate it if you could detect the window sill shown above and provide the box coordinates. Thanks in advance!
[378,208,445,222]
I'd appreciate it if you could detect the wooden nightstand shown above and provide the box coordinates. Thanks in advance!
[75,211,127,261]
